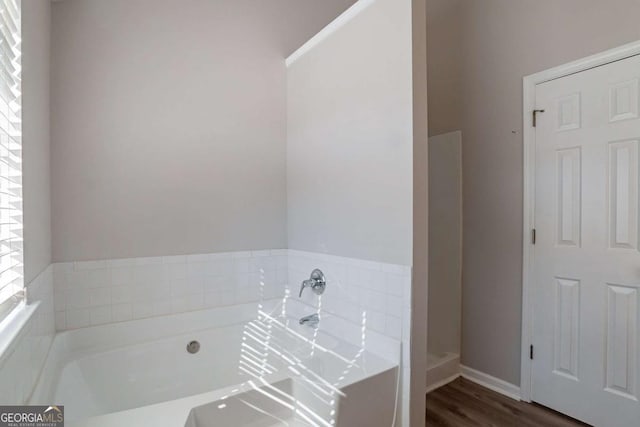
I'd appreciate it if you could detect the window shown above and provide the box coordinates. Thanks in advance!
[0,0,22,320]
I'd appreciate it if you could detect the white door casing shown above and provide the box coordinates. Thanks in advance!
[530,54,640,426]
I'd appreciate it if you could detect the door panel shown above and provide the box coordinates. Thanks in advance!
[606,284,637,400]
[533,54,640,427]
[608,140,638,250]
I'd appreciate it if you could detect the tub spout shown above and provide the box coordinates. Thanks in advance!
[299,313,319,327]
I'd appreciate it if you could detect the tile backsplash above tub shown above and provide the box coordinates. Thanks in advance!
[53,249,412,346]
[287,249,411,343]
[53,251,288,330]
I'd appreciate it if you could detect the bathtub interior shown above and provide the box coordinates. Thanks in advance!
[30,298,400,426]
[184,379,299,427]
[51,324,246,420]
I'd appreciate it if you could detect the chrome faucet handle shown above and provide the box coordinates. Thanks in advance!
[299,269,326,297]
[299,279,313,297]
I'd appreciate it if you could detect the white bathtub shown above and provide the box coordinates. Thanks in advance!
[30,299,399,426]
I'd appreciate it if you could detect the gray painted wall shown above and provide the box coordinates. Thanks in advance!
[50,0,355,262]
[286,0,413,266]
[426,0,462,138]
[427,131,461,357]
[22,0,52,283]
[427,0,640,385]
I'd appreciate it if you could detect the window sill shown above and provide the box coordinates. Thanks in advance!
[0,301,39,367]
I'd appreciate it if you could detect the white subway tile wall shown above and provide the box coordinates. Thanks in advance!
[54,250,411,346]
[0,267,55,404]
[53,250,289,330]
[288,250,411,340]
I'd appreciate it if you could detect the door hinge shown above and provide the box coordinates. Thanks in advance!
[531,228,537,245]
[530,345,534,360]
[532,109,545,127]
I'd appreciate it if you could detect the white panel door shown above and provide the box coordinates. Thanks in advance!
[533,54,640,427]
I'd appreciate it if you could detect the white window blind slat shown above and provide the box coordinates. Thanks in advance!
[0,0,21,321]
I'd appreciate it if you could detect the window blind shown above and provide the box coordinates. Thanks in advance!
[0,0,22,320]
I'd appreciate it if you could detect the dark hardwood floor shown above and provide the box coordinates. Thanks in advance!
[426,378,590,427]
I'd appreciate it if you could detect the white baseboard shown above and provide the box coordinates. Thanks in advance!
[426,353,460,393]
[460,365,521,401]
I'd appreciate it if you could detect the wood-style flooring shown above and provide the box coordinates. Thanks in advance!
[426,378,590,427]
